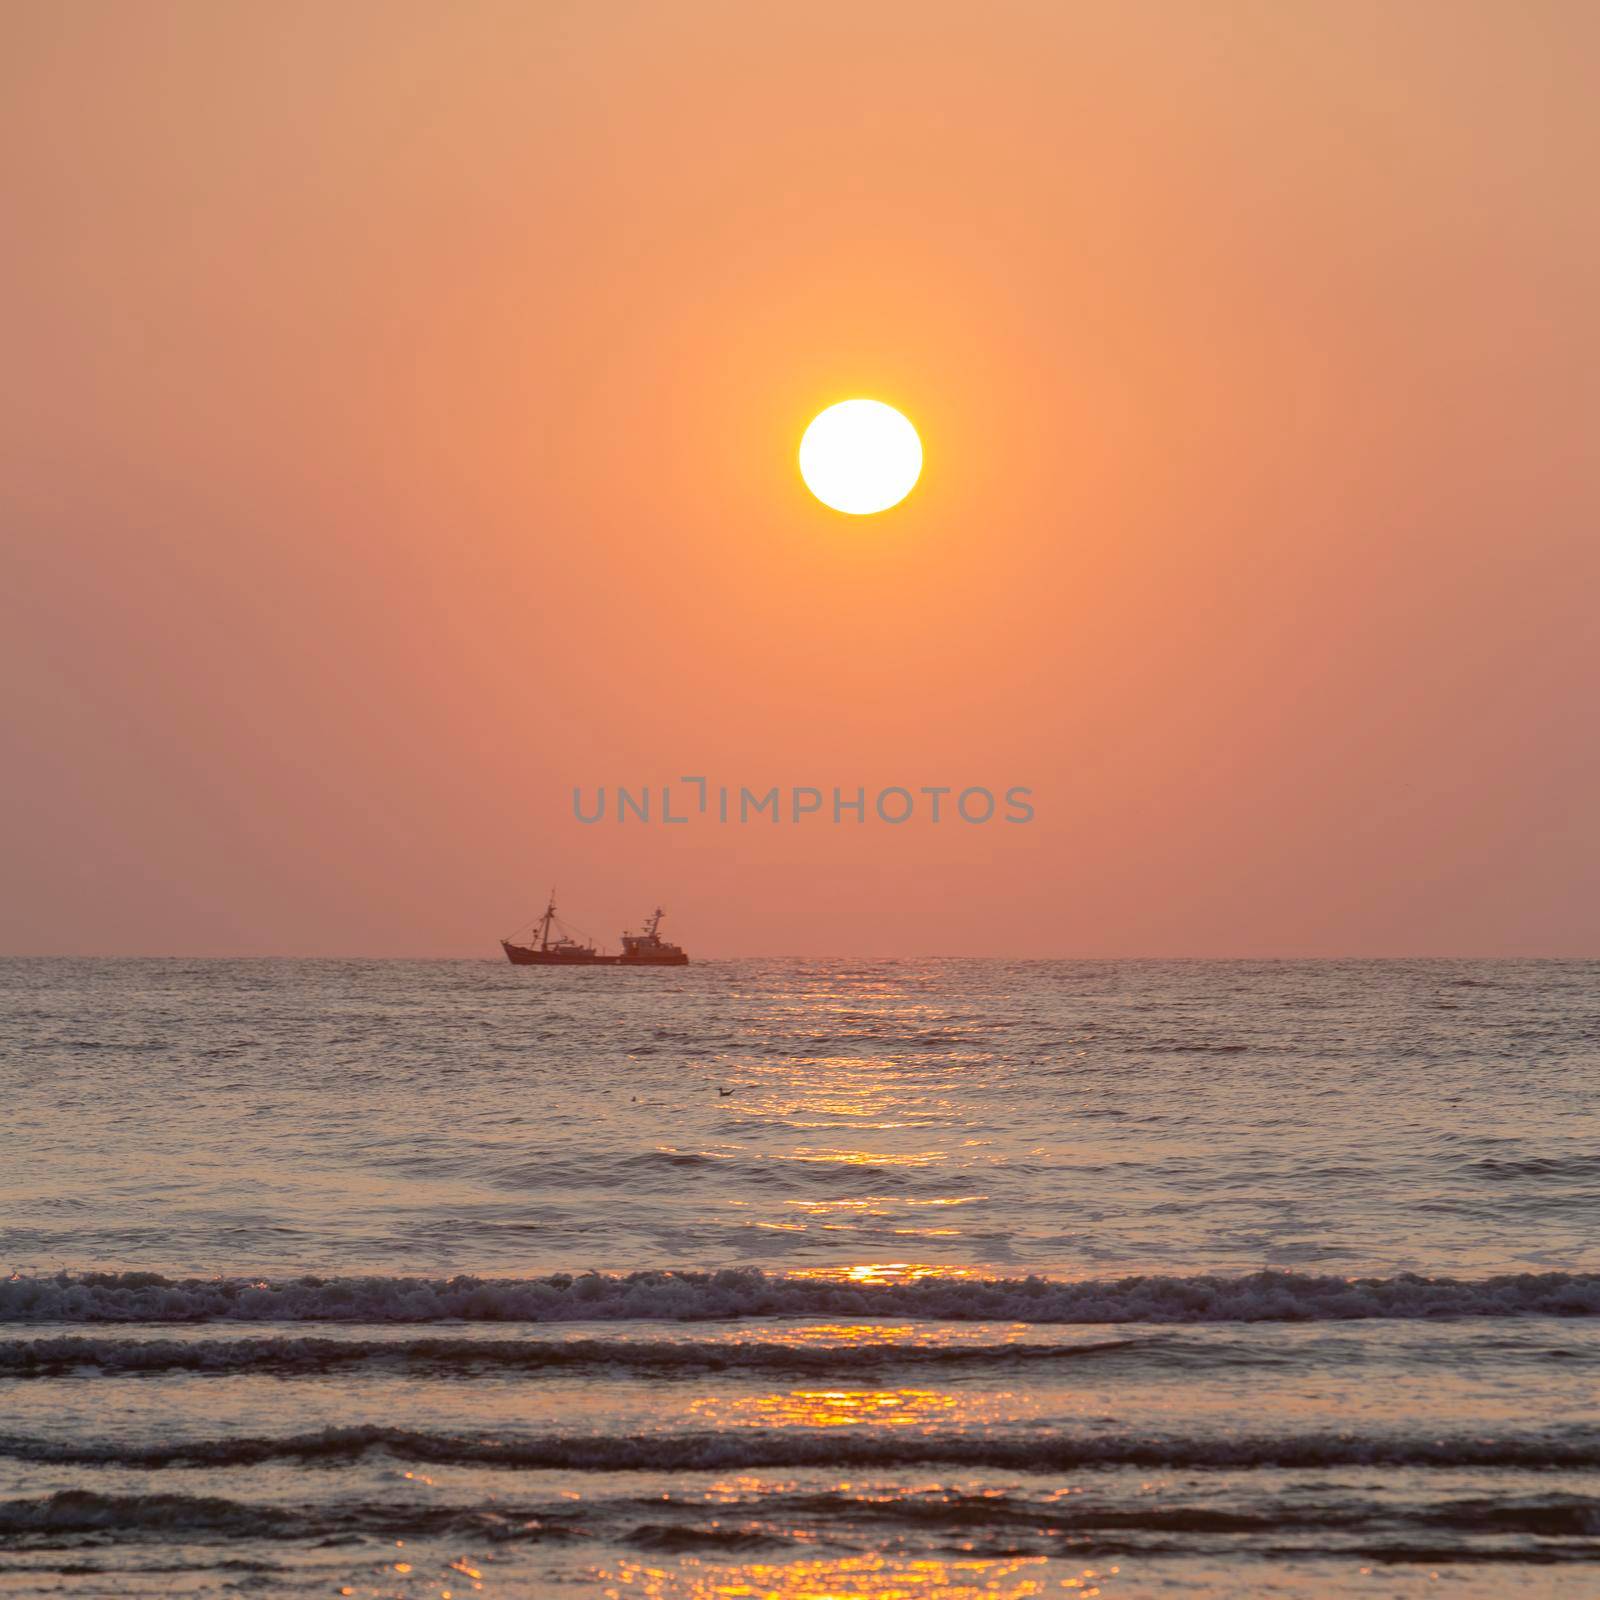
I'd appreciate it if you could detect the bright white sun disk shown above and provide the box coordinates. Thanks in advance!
[799,399,922,515]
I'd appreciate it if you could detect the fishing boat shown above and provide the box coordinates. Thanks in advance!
[501,896,689,966]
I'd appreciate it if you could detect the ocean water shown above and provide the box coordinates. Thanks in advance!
[1,957,1598,1597]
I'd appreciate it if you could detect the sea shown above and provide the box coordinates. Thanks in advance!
[1,957,1598,1598]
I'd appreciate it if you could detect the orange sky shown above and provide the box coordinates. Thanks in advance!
[2,1,1597,957]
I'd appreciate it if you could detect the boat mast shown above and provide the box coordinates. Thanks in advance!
[539,891,556,952]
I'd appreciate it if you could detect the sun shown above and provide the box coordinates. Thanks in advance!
[799,399,922,515]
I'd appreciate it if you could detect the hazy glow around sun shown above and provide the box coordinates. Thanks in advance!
[799,399,922,515]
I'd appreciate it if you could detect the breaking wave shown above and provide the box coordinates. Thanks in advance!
[7,1485,1597,1559]
[2,1424,1595,1473]
[4,1484,1597,1558]
[0,1487,580,1542]
[0,1333,1143,1377]
[5,1267,1599,1325]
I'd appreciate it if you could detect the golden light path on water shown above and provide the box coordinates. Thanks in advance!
[785,1263,993,1285]
[631,978,1061,1596]
[599,1554,1116,1598]
[597,975,1101,1600]
[591,982,1140,1598]
[688,1386,961,1429]
[696,970,1020,1268]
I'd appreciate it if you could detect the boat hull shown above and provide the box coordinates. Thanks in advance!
[501,941,688,967]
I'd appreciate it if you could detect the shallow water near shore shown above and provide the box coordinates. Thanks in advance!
[2,957,1598,1595]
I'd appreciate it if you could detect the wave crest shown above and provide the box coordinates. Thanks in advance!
[3,1267,1598,1325]
[0,1333,1141,1376]
[0,1424,1594,1472]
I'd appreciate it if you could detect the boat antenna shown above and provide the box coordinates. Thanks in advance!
[501,888,555,945]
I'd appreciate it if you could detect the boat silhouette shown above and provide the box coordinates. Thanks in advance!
[501,895,688,966]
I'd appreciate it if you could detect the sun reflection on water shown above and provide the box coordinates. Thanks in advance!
[787,1262,990,1286]
[787,1148,948,1168]
[766,1323,1027,1348]
[688,1387,959,1429]
[599,1554,1111,1598]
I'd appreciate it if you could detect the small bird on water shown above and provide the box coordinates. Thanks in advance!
[718,1086,734,1097]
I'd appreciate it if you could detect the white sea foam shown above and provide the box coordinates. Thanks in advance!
[2,1267,1598,1324]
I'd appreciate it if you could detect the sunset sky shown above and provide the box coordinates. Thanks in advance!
[2,1,1596,958]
